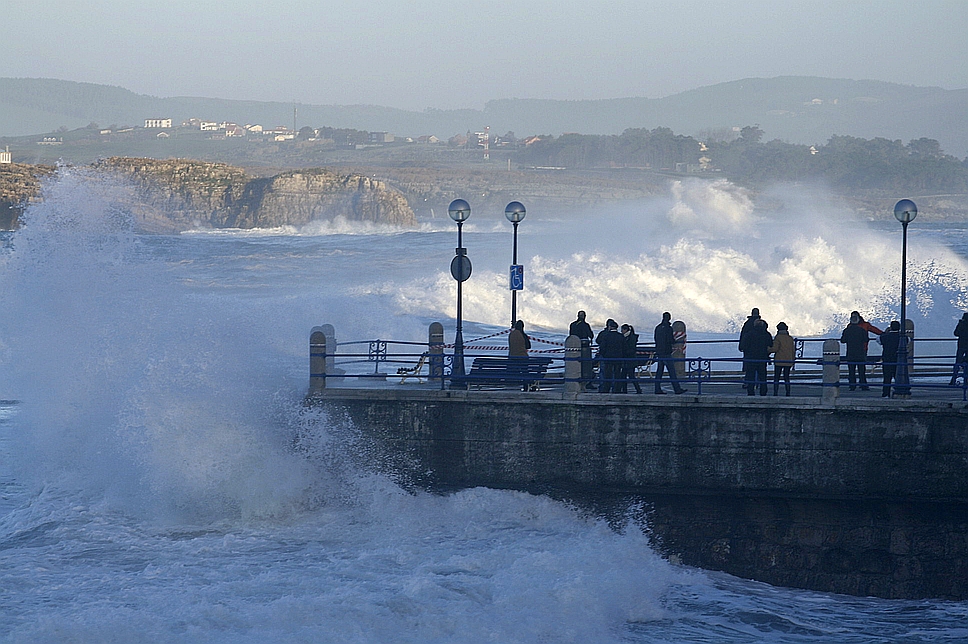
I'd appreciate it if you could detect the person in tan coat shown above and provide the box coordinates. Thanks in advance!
[770,321,796,396]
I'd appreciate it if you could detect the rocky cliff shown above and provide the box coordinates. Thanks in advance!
[0,163,55,229]
[0,158,416,231]
[92,158,417,232]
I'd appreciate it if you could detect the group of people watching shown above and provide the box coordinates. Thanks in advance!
[566,310,686,394]
[509,307,968,397]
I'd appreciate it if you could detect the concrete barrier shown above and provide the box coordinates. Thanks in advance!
[307,388,968,599]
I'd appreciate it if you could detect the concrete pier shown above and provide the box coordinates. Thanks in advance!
[306,387,968,599]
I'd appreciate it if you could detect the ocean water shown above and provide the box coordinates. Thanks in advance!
[1,169,968,642]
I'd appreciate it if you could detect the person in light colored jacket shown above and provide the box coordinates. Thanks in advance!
[770,321,796,396]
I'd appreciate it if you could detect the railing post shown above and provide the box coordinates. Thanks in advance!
[822,339,840,404]
[429,322,444,384]
[320,324,337,375]
[310,326,328,393]
[565,334,581,394]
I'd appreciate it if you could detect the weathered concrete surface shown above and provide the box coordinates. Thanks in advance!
[310,389,968,500]
[307,389,968,599]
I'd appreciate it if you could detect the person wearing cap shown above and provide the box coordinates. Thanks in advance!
[770,321,796,396]
[840,312,870,391]
[596,319,624,393]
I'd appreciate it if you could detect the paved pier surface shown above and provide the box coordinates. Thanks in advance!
[307,388,968,599]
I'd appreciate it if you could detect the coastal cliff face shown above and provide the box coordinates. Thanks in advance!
[0,163,55,229]
[92,158,417,232]
[0,158,416,231]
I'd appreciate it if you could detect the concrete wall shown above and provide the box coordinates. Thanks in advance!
[307,389,968,599]
[313,389,968,500]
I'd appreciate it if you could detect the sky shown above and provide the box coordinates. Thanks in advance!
[5,0,968,111]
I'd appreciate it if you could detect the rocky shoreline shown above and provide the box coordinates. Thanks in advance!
[3,158,966,232]
[0,158,416,232]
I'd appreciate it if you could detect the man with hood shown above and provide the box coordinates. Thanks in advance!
[840,312,870,391]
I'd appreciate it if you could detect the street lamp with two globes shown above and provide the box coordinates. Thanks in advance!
[448,199,472,387]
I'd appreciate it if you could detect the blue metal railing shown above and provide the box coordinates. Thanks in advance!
[316,335,968,399]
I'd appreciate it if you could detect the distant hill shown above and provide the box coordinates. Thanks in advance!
[2,76,967,157]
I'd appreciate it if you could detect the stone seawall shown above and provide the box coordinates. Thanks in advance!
[307,389,968,599]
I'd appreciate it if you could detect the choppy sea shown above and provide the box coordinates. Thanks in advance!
[1,170,967,642]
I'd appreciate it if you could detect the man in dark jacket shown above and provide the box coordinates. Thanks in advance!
[951,312,968,386]
[840,312,870,390]
[879,320,901,397]
[740,318,773,396]
[738,307,760,350]
[569,310,595,388]
[654,312,685,394]
[596,319,624,393]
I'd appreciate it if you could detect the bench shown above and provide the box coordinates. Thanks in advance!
[467,356,553,389]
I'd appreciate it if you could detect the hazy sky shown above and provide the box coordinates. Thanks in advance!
[5,0,967,110]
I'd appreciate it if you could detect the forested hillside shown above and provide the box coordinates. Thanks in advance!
[3,77,967,156]
[520,126,968,193]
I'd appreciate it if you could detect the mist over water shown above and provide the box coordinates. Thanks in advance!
[1,171,967,642]
[397,179,968,339]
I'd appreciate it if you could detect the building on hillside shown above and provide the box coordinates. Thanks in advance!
[417,135,440,144]
[200,121,220,131]
[144,118,172,129]
[369,132,394,144]
[0,146,11,164]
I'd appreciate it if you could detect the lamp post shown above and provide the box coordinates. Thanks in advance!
[448,199,472,387]
[894,198,917,396]
[505,201,526,326]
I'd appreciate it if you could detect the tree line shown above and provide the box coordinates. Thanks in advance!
[517,126,968,192]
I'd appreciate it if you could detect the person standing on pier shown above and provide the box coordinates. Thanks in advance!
[596,319,625,393]
[770,322,796,396]
[569,310,595,389]
[879,320,901,397]
[508,319,532,391]
[509,319,531,357]
[621,324,642,394]
[951,312,968,386]
[738,308,761,350]
[654,312,685,395]
[840,312,870,391]
[741,319,773,396]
